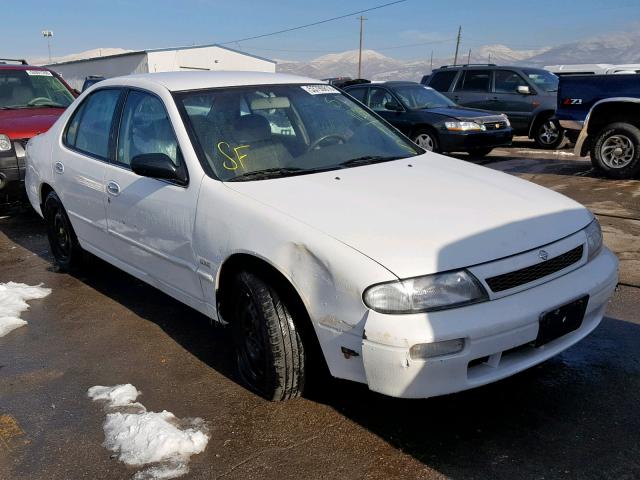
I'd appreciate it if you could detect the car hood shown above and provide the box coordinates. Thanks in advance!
[0,108,65,139]
[225,154,592,279]
[420,106,501,121]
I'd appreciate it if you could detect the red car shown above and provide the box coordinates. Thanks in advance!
[0,59,76,204]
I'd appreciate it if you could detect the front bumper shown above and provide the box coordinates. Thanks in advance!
[439,128,513,152]
[0,142,27,202]
[361,248,618,398]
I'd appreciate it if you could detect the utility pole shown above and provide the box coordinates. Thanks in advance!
[467,48,471,64]
[429,50,433,72]
[42,30,53,63]
[358,16,367,78]
[453,25,461,66]
[488,52,491,63]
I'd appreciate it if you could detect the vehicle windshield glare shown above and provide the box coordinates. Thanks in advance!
[0,69,74,109]
[393,84,456,110]
[522,69,559,92]
[176,84,421,181]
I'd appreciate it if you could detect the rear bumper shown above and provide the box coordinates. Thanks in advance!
[361,248,618,399]
[439,128,513,152]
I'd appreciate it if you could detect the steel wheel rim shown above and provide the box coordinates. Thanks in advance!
[538,121,560,145]
[414,133,434,151]
[236,292,266,386]
[51,208,71,261]
[601,134,635,169]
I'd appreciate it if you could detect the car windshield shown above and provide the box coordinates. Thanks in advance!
[522,69,559,92]
[0,69,74,109]
[392,84,456,109]
[176,84,421,181]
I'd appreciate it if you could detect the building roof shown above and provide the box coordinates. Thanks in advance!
[98,71,322,92]
[46,43,275,67]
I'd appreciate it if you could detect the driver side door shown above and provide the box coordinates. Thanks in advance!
[103,88,204,307]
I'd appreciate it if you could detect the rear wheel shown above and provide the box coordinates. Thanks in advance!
[590,122,640,179]
[534,118,565,149]
[467,148,493,158]
[412,129,439,152]
[43,191,83,272]
[231,271,305,401]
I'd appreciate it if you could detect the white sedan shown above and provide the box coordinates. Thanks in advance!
[25,72,618,401]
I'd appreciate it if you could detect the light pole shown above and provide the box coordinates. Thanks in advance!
[42,30,53,63]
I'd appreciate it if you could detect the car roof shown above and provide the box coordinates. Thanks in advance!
[98,71,324,92]
[0,64,52,72]
[433,65,546,72]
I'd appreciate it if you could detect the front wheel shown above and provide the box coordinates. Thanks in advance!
[412,129,439,152]
[590,122,640,179]
[43,191,84,272]
[534,119,565,149]
[231,271,305,401]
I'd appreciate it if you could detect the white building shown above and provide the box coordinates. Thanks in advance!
[47,44,276,90]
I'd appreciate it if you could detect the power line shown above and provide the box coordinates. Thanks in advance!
[219,0,409,45]
[237,37,455,54]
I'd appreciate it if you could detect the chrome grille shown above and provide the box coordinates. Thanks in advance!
[485,245,584,293]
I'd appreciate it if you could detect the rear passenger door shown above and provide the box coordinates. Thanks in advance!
[103,88,204,306]
[491,70,535,131]
[452,69,494,110]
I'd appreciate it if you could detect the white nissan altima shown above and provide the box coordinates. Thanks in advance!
[25,71,618,401]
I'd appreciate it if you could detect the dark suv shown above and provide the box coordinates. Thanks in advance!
[424,64,564,149]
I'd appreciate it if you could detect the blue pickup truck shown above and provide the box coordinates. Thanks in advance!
[555,74,640,179]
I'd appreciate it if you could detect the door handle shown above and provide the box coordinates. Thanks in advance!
[106,181,121,196]
[54,162,64,174]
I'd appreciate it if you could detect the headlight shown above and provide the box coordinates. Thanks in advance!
[0,134,11,152]
[363,270,488,314]
[444,121,485,132]
[584,218,603,261]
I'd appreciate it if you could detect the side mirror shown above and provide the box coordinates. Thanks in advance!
[517,85,531,95]
[385,101,403,111]
[131,153,187,185]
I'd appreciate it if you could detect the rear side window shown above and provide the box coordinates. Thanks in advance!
[455,70,492,92]
[494,70,527,93]
[65,89,121,160]
[347,87,368,103]
[429,71,457,92]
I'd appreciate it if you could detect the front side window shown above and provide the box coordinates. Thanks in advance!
[455,70,492,92]
[346,87,368,103]
[176,84,420,181]
[117,90,181,167]
[429,71,457,92]
[368,88,398,111]
[0,69,74,109]
[65,89,121,159]
[494,71,528,93]
[522,69,559,92]
[392,85,455,110]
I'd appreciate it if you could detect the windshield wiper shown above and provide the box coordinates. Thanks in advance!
[338,155,402,168]
[226,167,305,182]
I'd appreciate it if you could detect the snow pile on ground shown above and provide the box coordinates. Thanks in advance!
[88,384,209,479]
[0,282,51,337]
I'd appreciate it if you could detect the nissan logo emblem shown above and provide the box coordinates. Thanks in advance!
[539,250,549,261]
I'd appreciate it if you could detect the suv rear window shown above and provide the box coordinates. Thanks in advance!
[455,70,492,92]
[429,71,457,92]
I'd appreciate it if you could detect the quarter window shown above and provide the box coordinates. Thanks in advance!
[65,89,121,160]
[455,70,492,92]
[117,90,181,167]
[494,71,528,93]
[429,71,457,92]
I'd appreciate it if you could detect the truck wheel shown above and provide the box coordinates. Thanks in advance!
[534,119,565,149]
[412,129,439,152]
[231,271,305,401]
[43,191,84,272]
[591,122,640,179]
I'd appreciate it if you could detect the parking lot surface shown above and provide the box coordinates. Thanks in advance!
[1,140,639,479]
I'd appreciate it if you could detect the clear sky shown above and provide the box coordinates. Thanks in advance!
[4,0,640,62]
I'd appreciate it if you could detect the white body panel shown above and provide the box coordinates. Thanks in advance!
[25,71,619,399]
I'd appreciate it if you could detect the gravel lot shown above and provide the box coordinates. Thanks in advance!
[1,139,639,480]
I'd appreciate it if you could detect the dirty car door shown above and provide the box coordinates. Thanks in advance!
[104,89,203,305]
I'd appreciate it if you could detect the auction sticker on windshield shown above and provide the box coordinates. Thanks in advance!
[26,70,53,76]
[301,85,339,95]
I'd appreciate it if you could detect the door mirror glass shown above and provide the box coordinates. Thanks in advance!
[517,85,531,95]
[131,153,187,184]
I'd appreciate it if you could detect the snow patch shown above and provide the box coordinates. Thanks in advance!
[88,384,209,479]
[0,282,51,337]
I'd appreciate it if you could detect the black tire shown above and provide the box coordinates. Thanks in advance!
[412,128,439,153]
[43,191,84,272]
[231,271,305,401]
[590,122,640,179]
[467,147,493,157]
[533,118,565,149]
